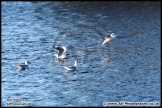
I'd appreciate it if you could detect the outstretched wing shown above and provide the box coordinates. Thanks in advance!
[110,33,116,38]
[62,46,67,55]
[58,47,65,57]
[63,66,76,71]
[55,46,66,57]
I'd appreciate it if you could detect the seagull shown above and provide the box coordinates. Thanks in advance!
[62,60,78,71]
[54,46,67,59]
[102,33,116,46]
[17,60,30,71]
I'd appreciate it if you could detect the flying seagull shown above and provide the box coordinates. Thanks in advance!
[54,46,67,59]
[102,33,116,46]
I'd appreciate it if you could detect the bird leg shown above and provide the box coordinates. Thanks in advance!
[107,43,111,47]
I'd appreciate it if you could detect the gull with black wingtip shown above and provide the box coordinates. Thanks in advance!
[102,33,116,46]
[54,46,67,59]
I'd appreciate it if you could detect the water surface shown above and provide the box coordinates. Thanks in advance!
[2,1,160,106]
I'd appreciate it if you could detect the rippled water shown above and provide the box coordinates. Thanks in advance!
[2,1,160,106]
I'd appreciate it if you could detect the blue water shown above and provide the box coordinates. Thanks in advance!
[2,1,160,107]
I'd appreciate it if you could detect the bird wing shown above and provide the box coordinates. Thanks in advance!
[17,65,28,69]
[62,46,66,52]
[63,66,75,71]
[102,40,106,45]
[102,38,111,45]
[55,47,64,57]
[54,46,67,57]
[110,33,116,38]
